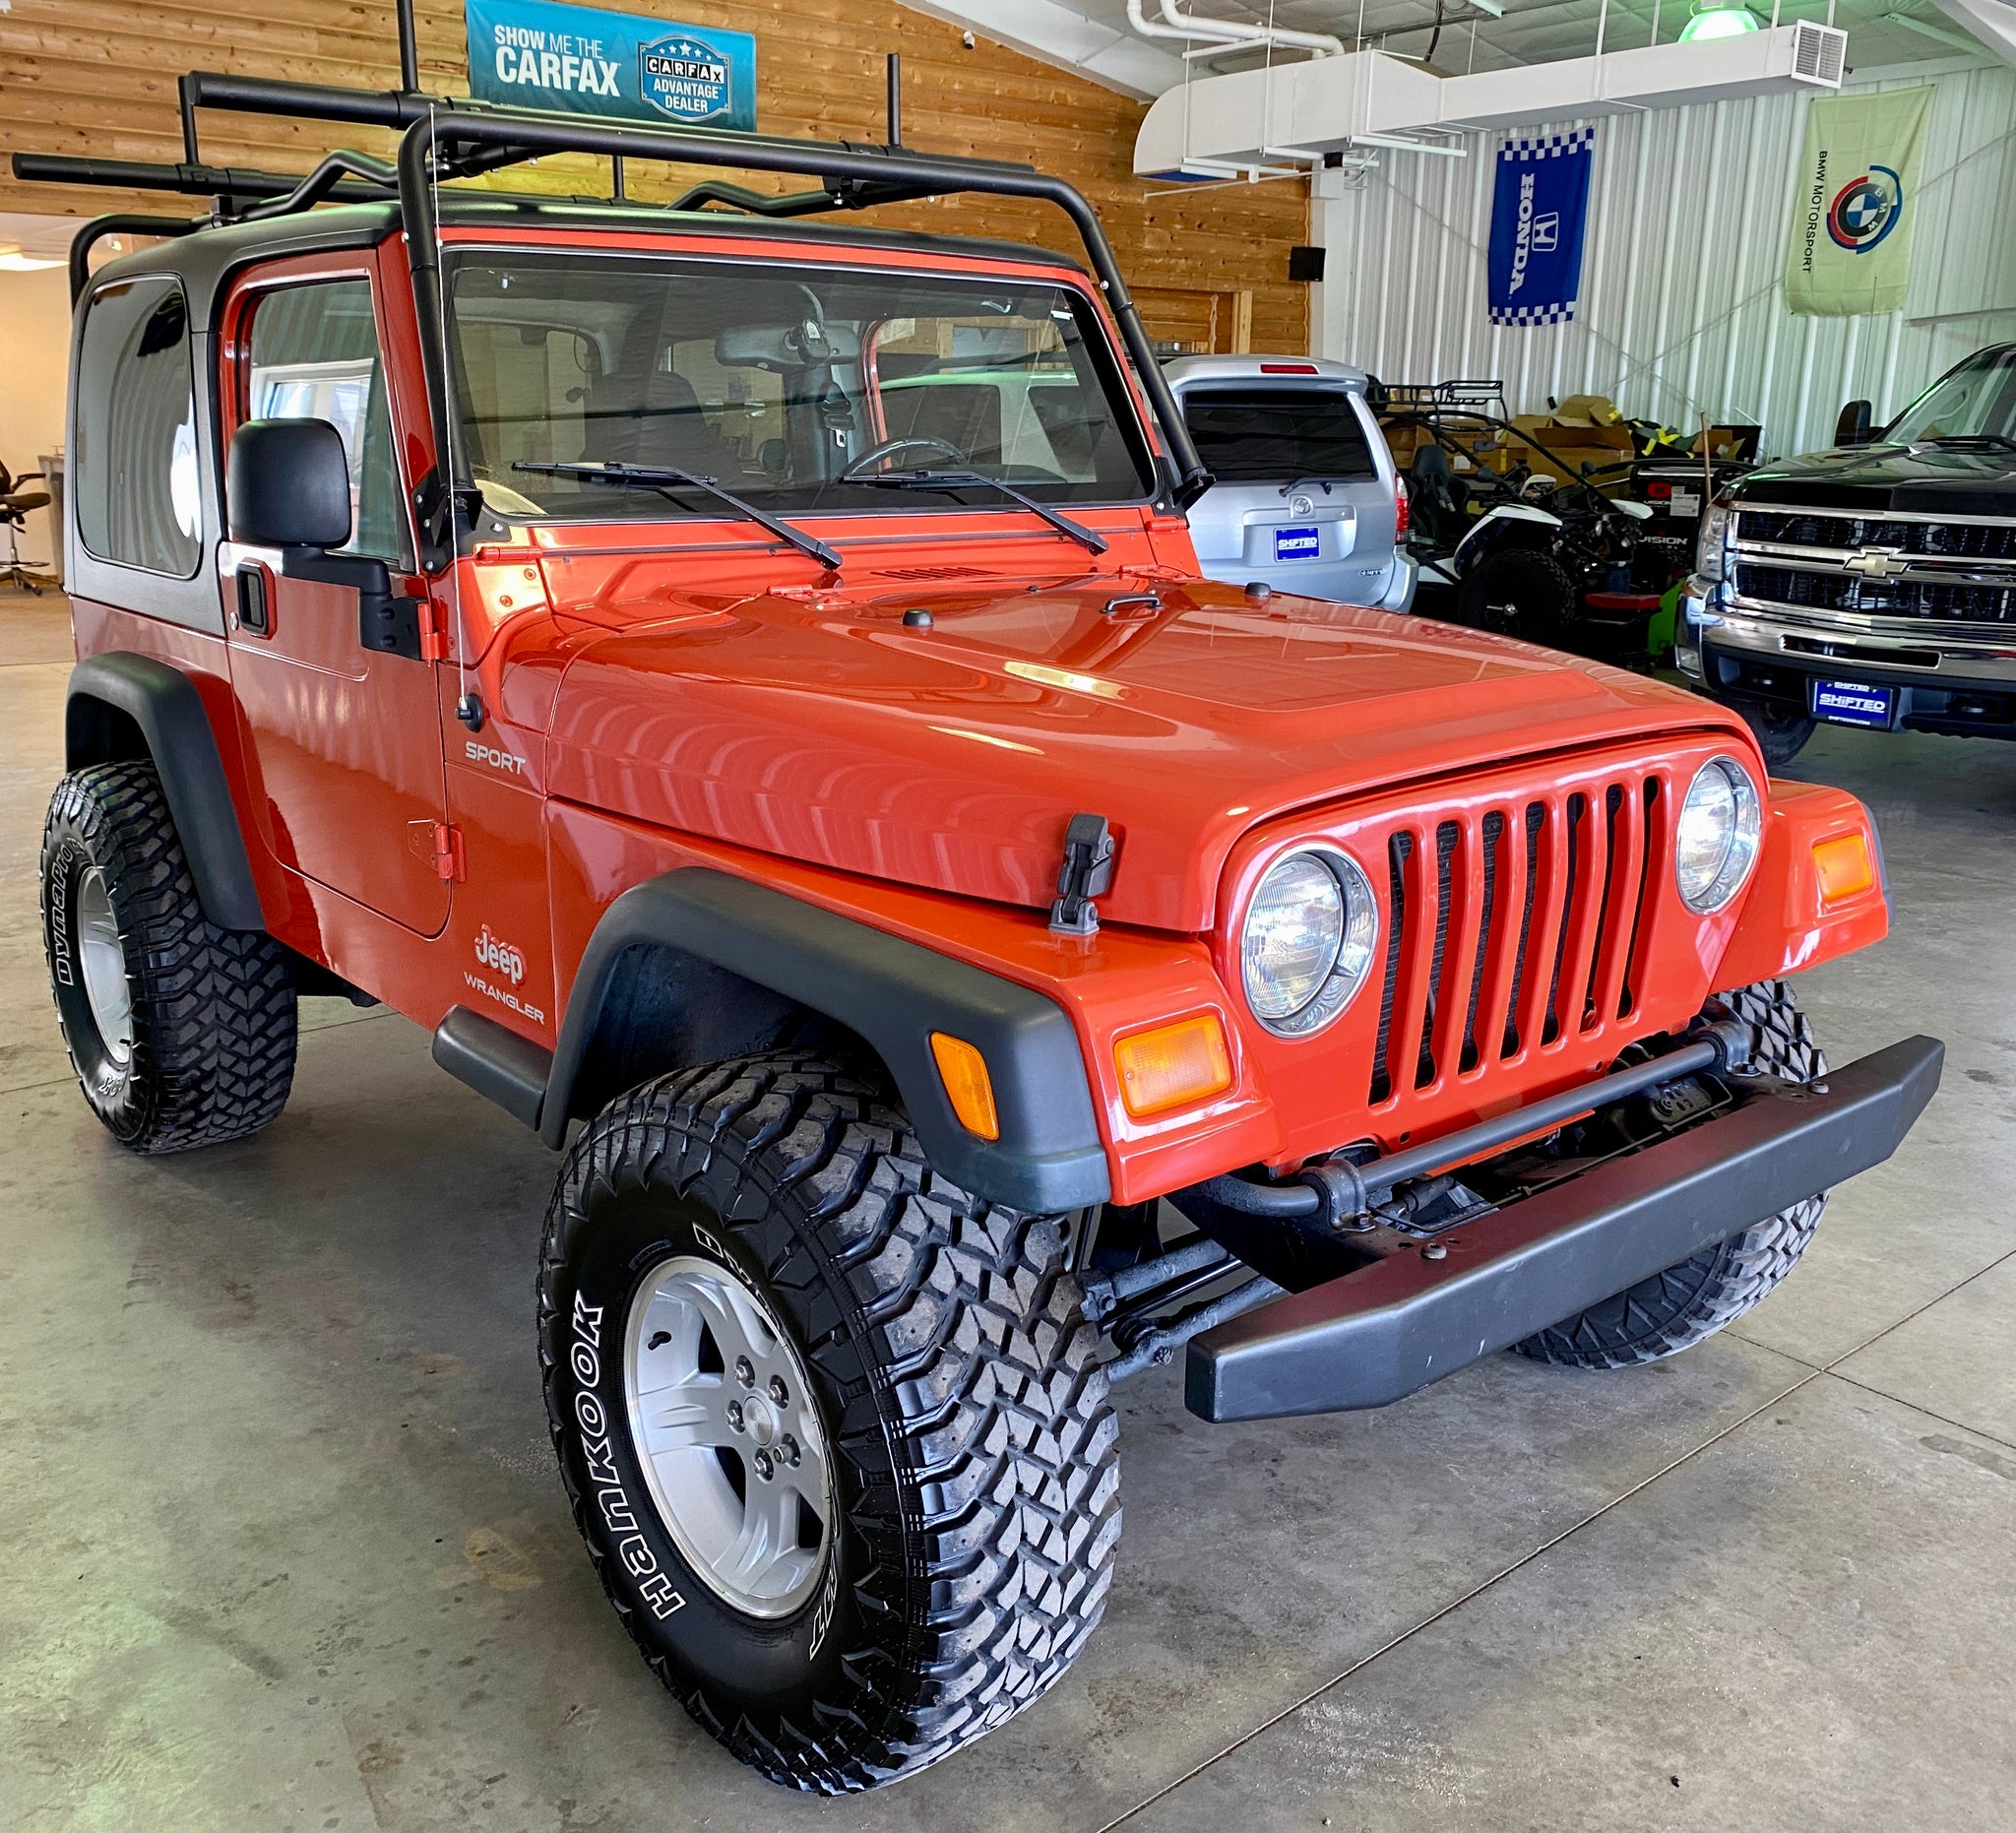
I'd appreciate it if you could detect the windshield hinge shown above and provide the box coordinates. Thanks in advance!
[1049,812,1116,936]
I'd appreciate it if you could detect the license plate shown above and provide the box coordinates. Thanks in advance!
[1812,678,1896,728]
[1274,526,1321,561]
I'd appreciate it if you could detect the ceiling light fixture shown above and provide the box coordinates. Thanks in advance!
[1678,2,1764,38]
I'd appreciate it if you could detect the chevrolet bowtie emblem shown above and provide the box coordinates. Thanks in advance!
[1843,547,1908,579]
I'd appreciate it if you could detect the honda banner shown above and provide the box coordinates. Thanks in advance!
[1784,87,1931,317]
[1486,127,1596,328]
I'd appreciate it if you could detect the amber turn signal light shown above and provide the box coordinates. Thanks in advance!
[930,1033,1000,1140]
[1113,1013,1233,1118]
[1812,832,1875,904]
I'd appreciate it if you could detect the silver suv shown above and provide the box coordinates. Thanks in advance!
[1166,355,1416,611]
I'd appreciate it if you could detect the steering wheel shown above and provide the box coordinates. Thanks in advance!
[842,436,968,481]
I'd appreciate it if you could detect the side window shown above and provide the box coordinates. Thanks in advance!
[244,280,410,566]
[76,277,201,577]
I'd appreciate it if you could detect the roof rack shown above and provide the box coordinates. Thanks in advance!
[13,0,1211,559]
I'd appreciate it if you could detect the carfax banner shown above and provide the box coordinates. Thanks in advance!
[1784,87,1932,317]
[1486,127,1596,328]
[464,0,757,132]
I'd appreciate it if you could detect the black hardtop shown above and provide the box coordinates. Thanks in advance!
[85,194,1088,335]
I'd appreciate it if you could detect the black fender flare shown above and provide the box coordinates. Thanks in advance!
[535,868,1112,1214]
[65,654,267,931]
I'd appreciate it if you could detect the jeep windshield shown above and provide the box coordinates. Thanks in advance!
[1883,345,2016,446]
[447,251,1157,522]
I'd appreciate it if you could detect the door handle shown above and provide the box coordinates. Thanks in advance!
[234,560,276,637]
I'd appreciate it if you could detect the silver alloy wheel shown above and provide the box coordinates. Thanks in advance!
[622,1254,832,1619]
[75,867,133,1066]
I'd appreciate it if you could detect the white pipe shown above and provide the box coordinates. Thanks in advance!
[1127,0,1201,40]
[1128,0,1344,55]
[1160,0,1332,52]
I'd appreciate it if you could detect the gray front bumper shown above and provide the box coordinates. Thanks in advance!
[1186,1037,1943,1422]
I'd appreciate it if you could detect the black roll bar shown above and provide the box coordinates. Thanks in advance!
[67,214,205,305]
[395,107,1213,568]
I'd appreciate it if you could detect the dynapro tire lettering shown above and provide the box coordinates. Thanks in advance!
[571,1291,684,1620]
[46,847,75,986]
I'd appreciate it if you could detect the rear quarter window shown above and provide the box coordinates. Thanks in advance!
[75,277,202,577]
[1181,386,1378,482]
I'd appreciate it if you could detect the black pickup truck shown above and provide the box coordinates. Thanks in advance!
[1681,343,2016,764]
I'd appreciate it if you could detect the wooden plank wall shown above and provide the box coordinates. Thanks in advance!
[0,0,1309,351]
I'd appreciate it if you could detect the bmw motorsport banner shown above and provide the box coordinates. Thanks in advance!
[1486,128,1595,327]
[1785,87,1931,317]
[465,0,756,132]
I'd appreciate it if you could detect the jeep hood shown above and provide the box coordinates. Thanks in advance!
[546,579,1742,932]
[1736,443,2016,518]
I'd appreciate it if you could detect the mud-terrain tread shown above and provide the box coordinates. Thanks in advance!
[537,1050,1118,1794]
[1514,980,1827,1369]
[42,761,295,1153]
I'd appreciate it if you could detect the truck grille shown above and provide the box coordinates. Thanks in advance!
[1733,561,2016,625]
[1367,776,1662,1107]
[1732,507,2016,627]
[1736,509,2016,561]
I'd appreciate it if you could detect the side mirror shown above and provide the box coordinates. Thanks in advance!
[227,418,351,548]
[1834,399,1874,447]
[224,418,424,662]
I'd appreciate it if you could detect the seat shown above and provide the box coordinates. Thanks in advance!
[0,460,51,595]
[590,366,745,480]
[1407,440,1467,552]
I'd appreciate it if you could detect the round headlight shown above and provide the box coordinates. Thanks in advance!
[1240,850,1380,1036]
[1675,756,1762,913]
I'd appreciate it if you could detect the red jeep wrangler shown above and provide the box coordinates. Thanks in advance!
[28,77,1938,1794]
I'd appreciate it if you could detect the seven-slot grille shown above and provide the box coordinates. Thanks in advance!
[1366,776,1665,1108]
[1732,507,2016,626]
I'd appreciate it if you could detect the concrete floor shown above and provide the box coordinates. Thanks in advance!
[1,586,2011,1832]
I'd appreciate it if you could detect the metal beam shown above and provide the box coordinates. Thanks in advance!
[1924,0,2016,63]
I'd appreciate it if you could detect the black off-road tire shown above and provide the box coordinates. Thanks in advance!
[40,760,296,1153]
[1455,547,1578,650]
[538,1050,1119,1793]
[1729,695,1815,769]
[1515,980,1827,1369]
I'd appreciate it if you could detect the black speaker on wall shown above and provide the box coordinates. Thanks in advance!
[1288,245,1326,284]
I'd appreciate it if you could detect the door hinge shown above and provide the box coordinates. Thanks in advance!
[431,822,466,882]
[416,595,452,664]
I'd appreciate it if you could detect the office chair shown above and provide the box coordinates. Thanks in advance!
[1,461,51,595]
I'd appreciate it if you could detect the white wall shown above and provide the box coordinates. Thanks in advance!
[0,264,74,570]
[1314,59,2016,460]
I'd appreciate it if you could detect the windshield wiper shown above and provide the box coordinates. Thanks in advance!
[1918,433,2016,454]
[512,460,842,571]
[861,469,1108,555]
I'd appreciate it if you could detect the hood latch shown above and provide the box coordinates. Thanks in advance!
[1049,812,1116,936]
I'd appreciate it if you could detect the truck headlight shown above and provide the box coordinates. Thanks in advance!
[1241,851,1379,1035]
[1695,493,1734,583]
[1675,757,1762,913]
